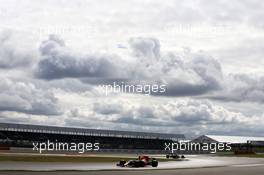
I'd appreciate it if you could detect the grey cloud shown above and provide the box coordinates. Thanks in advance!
[0,30,36,69]
[128,38,221,95]
[93,103,123,115]
[0,78,60,115]
[72,99,252,127]
[209,74,264,103]
[160,53,222,96]
[1,0,264,137]
[34,35,264,102]
[129,37,160,60]
[35,35,130,80]
[156,0,264,28]
[200,0,264,27]
[33,78,94,93]
[65,99,263,136]
[35,35,223,97]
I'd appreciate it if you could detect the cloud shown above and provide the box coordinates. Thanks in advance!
[27,35,264,103]
[65,98,263,136]
[129,37,160,61]
[0,111,63,126]
[35,35,130,80]
[93,102,123,115]
[1,0,264,138]
[158,50,223,96]
[0,30,36,69]
[199,0,264,27]
[72,99,254,127]
[209,74,264,103]
[0,78,60,115]
[35,35,223,97]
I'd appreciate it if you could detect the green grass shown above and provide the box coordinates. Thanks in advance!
[0,155,125,162]
[0,155,172,163]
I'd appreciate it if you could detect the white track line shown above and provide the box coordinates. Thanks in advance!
[231,164,264,167]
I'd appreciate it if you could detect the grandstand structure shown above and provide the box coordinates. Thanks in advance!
[192,135,264,154]
[0,123,185,152]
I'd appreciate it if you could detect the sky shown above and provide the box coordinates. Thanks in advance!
[0,0,264,138]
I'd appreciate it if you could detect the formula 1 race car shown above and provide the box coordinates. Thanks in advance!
[166,153,185,159]
[116,155,158,168]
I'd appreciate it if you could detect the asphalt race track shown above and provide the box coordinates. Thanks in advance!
[1,155,264,174]
[1,165,264,175]
[1,155,264,171]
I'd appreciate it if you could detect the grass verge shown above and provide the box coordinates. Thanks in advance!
[0,155,172,163]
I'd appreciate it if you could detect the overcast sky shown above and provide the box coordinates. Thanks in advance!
[0,0,264,137]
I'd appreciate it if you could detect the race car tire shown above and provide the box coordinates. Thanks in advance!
[151,160,158,167]
[117,160,126,167]
[138,161,145,167]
